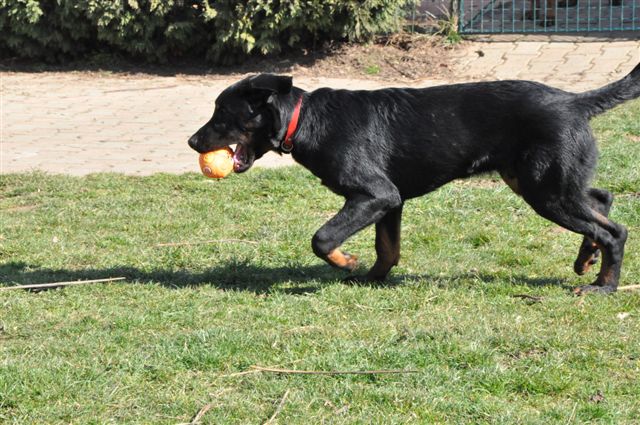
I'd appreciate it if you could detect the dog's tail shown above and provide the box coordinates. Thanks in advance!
[575,62,640,118]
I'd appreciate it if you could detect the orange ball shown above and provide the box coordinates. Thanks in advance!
[199,147,234,179]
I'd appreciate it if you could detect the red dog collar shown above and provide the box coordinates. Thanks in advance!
[281,96,303,153]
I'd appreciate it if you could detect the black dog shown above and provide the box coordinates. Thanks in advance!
[188,64,640,294]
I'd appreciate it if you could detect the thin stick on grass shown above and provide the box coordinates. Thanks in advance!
[250,365,418,375]
[222,360,306,378]
[566,402,578,424]
[178,389,228,425]
[187,403,213,425]
[155,239,258,247]
[618,284,640,292]
[0,277,126,291]
[264,389,290,425]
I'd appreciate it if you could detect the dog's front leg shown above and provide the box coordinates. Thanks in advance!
[366,205,403,281]
[312,189,402,274]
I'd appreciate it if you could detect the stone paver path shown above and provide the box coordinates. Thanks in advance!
[1,38,638,175]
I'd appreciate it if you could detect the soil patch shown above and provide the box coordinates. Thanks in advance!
[1,34,462,82]
[243,34,461,81]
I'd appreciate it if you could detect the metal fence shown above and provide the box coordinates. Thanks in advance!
[459,0,640,33]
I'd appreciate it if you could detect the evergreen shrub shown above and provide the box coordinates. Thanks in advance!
[0,0,416,64]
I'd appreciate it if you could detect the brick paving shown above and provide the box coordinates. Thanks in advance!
[1,38,638,175]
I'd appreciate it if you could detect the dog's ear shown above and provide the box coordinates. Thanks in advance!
[249,74,292,94]
[246,74,293,149]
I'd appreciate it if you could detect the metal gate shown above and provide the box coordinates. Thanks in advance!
[459,0,640,33]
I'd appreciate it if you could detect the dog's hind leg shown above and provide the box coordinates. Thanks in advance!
[498,171,617,280]
[574,188,614,275]
[574,208,627,294]
[519,184,626,294]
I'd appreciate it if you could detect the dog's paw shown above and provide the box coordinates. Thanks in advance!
[573,284,616,295]
[327,249,358,272]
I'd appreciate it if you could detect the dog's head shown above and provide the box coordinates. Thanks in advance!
[187,74,293,173]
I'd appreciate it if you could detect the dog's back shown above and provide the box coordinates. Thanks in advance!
[295,64,640,196]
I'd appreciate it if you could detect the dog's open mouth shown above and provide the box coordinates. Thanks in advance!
[232,143,255,173]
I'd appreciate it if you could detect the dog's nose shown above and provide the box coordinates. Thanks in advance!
[188,134,199,151]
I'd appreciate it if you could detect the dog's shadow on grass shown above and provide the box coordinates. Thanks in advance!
[350,273,570,292]
[1,261,570,294]
[0,261,335,294]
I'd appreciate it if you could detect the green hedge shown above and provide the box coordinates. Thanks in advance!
[0,0,416,64]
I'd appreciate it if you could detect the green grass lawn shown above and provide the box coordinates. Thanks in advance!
[1,101,639,424]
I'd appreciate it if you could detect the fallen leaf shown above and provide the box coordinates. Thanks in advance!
[589,390,605,403]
